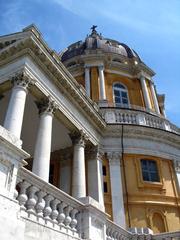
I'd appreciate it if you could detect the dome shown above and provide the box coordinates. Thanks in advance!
[61,26,141,62]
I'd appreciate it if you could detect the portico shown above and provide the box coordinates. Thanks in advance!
[0,58,105,207]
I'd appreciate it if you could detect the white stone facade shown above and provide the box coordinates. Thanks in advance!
[0,25,180,240]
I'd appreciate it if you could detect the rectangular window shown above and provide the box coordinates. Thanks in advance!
[103,182,108,193]
[103,166,107,176]
[141,160,160,182]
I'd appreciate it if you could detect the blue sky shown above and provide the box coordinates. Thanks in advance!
[0,0,180,126]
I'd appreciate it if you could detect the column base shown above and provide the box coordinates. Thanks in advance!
[98,100,108,107]
[79,196,105,212]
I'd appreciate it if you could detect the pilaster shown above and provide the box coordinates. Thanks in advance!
[86,145,104,209]
[107,151,126,228]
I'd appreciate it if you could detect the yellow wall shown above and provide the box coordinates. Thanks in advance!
[74,70,162,111]
[104,73,145,107]
[75,71,146,107]
[103,155,113,219]
[123,154,180,233]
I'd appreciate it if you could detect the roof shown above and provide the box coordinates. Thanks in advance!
[61,26,141,62]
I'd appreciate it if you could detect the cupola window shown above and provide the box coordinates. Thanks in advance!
[113,83,129,107]
[141,160,160,182]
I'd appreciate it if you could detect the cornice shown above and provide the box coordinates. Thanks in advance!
[103,124,180,148]
[62,50,155,79]
[0,33,106,131]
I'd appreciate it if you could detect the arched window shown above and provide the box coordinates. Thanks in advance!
[113,83,129,107]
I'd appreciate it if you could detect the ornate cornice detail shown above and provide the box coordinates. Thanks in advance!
[35,97,57,115]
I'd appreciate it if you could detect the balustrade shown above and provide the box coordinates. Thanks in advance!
[100,108,180,135]
[106,220,132,240]
[15,168,81,236]
[11,167,180,240]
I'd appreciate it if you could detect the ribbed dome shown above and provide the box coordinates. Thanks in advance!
[61,26,141,62]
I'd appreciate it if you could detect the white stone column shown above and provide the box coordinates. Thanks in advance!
[85,66,91,97]
[150,82,160,114]
[32,99,56,182]
[59,152,71,194]
[87,146,104,208]
[4,73,32,138]
[107,152,126,228]
[71,132,86,199]
[140,75,151,110]
[98,65,106,100]
[173,160,180,192]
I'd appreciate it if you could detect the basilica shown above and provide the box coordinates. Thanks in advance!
[0,24,179,240]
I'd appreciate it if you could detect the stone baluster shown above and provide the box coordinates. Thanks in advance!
[26,185,39,214]
[50,199,60,223]
[35,190,46,216]
[113,231,119,239]
[57,201,67,226]
[4,72,33,138]
[32,98,57,182]
[64,206,73,228]
[17,181,31,210]
[70,208,78,230]
[43,194,53,220]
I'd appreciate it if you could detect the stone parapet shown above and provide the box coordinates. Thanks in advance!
[100,107,180,135]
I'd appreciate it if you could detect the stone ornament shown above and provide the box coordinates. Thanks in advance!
[69,130,89,147]
[12,71,35,90]
[35,97,58,115]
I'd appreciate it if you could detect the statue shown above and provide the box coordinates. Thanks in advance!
[91,25,97,32]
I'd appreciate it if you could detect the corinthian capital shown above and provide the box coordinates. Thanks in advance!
[69,130,88,147]
[35,97,57,115]
[107,151,121,165]
[85,145,104,161]
[174,160,180,173]
[12,71,35,89]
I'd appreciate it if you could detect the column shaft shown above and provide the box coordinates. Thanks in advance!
[32,100,56,182]
[150,82,160,114]
[108,152,126,227]
[87,148,104,208]
[85,67,91,97]
[4,85,27,138]
[32,112,53,182]
[98,66,106,100]
[72,136,86,198]
[140,76,151,109]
